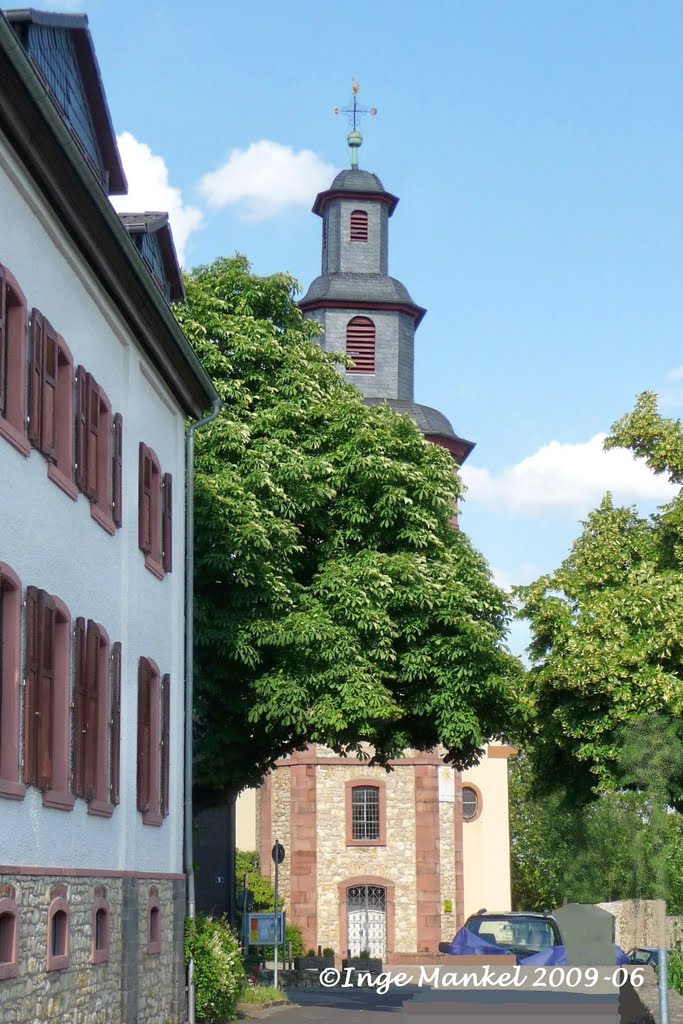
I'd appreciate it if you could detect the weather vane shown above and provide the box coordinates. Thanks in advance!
[334,80,377,169]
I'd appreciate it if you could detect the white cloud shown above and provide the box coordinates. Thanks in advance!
[198,140,336,221]
[667,367,683,382]
[462,433,678,516]
[112,132,203,265]
[491,564,543,593]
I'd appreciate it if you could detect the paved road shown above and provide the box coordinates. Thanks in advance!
[266,985,624,1023]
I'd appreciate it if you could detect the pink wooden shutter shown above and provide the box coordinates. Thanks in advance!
[137,658,151,811]
[0,266,6,416]
[84,620,100,800]
[75,366,87,493]
[160,673,170,817]
[72,617,86,797]
[24,586,39,785]
[28,310,44,448]
[110,641,121,806]
[112,413,123,528]
[138,444,152,553]
[85,375,99,501]
[36,592,55,790]
[41,321,58,462]
[162,473,172,573]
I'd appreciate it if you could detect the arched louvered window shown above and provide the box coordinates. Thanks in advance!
[346,317,375,374]
[350,210,368,241]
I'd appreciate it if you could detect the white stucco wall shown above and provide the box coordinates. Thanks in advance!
[0,132,185,874]
[461,752,512,918]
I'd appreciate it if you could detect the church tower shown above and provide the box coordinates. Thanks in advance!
[299,99,474,465]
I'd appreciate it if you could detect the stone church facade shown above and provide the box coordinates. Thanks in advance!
[236,147,515,963]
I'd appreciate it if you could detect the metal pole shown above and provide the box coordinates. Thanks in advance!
[659,946,669,1024]
[273,843,279,988]
[185,398,221,1024]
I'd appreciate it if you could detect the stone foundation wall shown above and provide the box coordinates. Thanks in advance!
[0,873,185,1024]
[597,900,666,951]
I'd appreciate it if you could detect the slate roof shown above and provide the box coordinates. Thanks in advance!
[312,168,399,216]
[118,211,185,302]
[300,272,423,313]
[365,398,475,450]
[5,8,127,195]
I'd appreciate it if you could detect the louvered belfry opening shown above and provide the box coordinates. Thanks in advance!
[350,209,368,241]
[346,316,376,374]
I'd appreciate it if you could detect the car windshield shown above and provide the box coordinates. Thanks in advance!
[466,916,560,954]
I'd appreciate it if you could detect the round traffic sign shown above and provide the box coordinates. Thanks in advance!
[272,842,285,864]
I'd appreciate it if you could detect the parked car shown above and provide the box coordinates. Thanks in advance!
[439,910,563,959]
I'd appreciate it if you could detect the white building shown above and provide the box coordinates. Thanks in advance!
[0,9,216,1023]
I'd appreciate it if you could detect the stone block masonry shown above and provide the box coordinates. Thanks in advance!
[0,871,185,1024]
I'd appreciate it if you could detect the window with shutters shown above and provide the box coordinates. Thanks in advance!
[72,618,114,817]
[350,209,368,242]
[345,780,386,846]
[24,591,73,805]
[138,443,172,578]
[75,367,120,534]
[345,317,376,374]
[46,896,69,971]
[29,313,76,499]
[0,564,23,800]
[0,896,19,980]
[137,658,170,827]
[0,265,29,456]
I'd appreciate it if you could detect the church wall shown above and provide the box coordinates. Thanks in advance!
[439,790,457,941]
[461,754,512,918]
[315,760,417,956]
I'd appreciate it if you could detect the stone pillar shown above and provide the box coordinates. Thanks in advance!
[120,876,140,1024]
[415,764,441,952]
[289,763,317,950]
[259,773,272,879]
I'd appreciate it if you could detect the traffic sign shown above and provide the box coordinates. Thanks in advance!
[272,842,285,864]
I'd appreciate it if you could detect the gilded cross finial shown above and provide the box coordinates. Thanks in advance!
[333,81,377,169]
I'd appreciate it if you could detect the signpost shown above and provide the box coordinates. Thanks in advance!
[272,841,285,988]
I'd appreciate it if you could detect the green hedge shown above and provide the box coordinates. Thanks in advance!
[185,914,246,1023]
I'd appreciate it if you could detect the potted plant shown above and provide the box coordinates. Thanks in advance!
[342,948,383,974]
[294,946,335,971]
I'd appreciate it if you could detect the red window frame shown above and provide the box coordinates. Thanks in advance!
[137,659,170,826]
[76,366,119,533]
[139,443,172,578]
[0,896,19,980]
[72,619,114,817]
[0,265,29,456]
[0,563,23,800]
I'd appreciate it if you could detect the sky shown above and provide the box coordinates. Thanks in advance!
[35,0,683,654]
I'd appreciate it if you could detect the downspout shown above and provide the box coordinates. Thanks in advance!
[185,397,221,1024]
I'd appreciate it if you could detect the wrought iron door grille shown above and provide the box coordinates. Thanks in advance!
[351,785,380,840]
[346,885,387,958]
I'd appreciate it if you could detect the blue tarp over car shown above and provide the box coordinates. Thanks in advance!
[443,926,516,957]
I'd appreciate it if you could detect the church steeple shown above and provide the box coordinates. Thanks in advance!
[299,116,474,464]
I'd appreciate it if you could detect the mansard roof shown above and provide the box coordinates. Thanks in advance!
[5,8,127,195]
[299,273,426,325]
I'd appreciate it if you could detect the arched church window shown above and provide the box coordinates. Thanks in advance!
[346,317,375,374]
[462,785,481,822]
[350,210,368,242]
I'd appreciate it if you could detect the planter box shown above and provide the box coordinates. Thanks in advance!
[342,957,383,974]
[294,956,334,971]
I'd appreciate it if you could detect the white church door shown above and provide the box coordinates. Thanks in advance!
[346,884,387,958]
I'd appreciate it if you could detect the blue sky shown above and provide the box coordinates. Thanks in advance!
[41,0,683,653]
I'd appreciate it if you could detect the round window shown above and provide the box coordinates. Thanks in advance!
[462,786,479,821]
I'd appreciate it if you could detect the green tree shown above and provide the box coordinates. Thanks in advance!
[176,255,522,799]
[509,750,683,913]
[516,392,683,809]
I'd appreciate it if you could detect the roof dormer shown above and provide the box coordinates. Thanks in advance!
[118,213,185,303]
[5,9,127,195]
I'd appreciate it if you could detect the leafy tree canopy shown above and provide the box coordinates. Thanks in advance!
[176,256,522,798]
[516,392,683,807]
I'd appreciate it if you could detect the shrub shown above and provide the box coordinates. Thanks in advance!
[261,922,304,960]
[322,947,335,958]
[185,914,246,1022]
[667,950,683,996]
[306,948,316,957]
